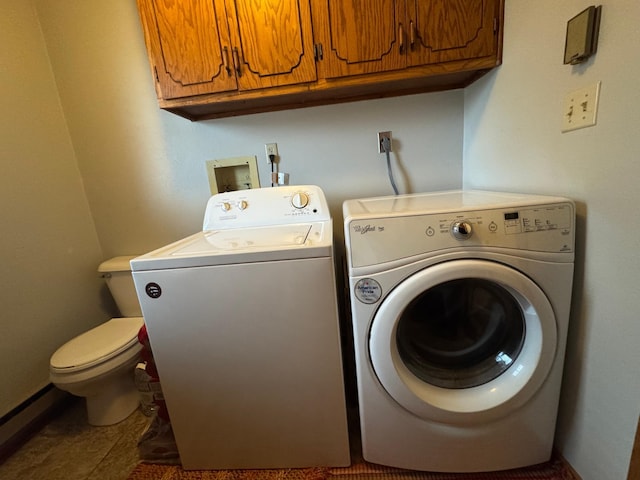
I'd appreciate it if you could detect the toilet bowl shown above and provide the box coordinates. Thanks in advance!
[50,256,145,426]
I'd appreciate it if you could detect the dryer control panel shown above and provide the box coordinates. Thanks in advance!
[434,204,573,239]
[345,200,575,268]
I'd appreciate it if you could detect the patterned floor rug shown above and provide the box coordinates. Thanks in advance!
[126,454,576,480]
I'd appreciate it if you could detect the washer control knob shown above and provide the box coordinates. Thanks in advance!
[237,200,248,210]
[291,192,309,209]
[451,221,473,240]
[220,202,232,212]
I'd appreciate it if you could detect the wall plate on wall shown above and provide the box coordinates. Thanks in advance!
[206,156,260,194]
[562,82,601,133]
[563,6,601,65]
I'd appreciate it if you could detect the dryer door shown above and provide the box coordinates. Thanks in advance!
[369,259,557,424]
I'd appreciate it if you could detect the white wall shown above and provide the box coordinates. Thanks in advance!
[0,0,463,418]
[35,0,464,259]
[0,1,105,417]
[464,2,640,479]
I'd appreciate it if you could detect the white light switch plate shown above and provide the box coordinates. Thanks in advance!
[562,81,601,133]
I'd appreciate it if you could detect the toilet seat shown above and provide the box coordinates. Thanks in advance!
[51,317,144,373]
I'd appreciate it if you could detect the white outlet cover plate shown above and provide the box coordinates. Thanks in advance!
[562,81,601,133]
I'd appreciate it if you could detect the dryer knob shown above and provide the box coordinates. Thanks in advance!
[451,221,473,240]
[291,192,309,209]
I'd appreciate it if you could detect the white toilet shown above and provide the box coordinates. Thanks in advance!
[50,256,145,426]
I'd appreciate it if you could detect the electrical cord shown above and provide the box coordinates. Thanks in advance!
[382,137,399,195]
[269,154,276,187]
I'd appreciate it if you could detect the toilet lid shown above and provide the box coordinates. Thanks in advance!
[51,317,144,371]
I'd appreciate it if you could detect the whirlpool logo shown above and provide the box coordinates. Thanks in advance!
[353,224,385,234]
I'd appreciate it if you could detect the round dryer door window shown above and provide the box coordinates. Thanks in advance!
[396,277,526,389]
[369,259,557,425]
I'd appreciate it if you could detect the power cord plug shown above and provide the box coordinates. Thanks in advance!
[381,136,392,153]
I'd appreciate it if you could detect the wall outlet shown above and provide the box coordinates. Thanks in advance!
[378,131,392,153]
[265,143,278,163]
[562,82,601,132]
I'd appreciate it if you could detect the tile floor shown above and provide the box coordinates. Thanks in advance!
[0,398,149,480]
[0,399,577,480]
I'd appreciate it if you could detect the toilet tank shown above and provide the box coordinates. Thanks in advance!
[98,256,143,317]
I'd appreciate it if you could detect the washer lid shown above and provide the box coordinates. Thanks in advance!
[51,317,144,371]
[195,224,312,251]
[131,221,332,271]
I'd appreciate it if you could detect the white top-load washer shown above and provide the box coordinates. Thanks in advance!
[343,190,575,472]
[131,185,350,470]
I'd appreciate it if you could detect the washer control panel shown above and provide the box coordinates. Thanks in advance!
[203,185,330,230]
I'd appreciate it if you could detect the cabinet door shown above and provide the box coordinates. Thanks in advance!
[312,0,406,79]
[137,0,237,100]
[225,0,317,91]
[407,0,498,66]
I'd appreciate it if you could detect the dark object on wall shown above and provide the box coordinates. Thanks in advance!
[564,6,602,65]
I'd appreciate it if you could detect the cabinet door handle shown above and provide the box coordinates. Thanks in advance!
[233,47,242,77]
[410,21,416,50]
[223,46,231,75]
[399,23,405,53]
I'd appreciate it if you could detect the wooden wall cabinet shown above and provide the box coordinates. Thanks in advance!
[407,0,499,66]
[313,0,498,78]
[137,0,317,99]
[136,0,504,120]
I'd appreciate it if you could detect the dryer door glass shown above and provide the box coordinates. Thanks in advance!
[396,279,525,389]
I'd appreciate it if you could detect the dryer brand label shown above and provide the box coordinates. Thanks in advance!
[145,282,162,299]
[353,223,384,234]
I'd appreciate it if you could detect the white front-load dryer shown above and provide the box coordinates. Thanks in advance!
[343,190,575,472]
